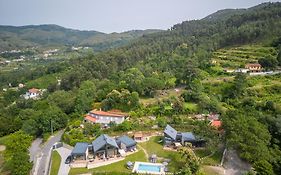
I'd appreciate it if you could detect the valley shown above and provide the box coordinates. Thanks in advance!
[0,2,281,175]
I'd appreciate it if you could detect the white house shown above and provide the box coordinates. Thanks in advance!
[84,110,127,126]
[24,88,41,99]
[235,68,249,73]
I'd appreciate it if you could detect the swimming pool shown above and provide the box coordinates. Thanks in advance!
[138,163,161,172]
[132,162,165,174]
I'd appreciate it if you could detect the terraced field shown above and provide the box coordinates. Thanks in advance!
[212,45,277,69]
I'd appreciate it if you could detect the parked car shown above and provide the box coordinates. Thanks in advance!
[65,155,71,164]
[52,142,63,149]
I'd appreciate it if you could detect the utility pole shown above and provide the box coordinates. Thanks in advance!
[50,119,53,136]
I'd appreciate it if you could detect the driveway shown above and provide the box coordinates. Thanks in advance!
[56,147,72,175]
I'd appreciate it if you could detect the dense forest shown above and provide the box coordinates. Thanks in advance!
[1,2,281,175]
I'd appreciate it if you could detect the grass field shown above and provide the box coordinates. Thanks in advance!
[139,136,182,172]
[140,87,184,106]
[139,136,175,158]
[50,150,61,175]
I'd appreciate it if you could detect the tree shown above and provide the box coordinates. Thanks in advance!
[75,81,96,114]
[121,68,144,94]
[143,77,165,97]
[223,110,271,163]
[101,89,139,111]
[258,57,278,69]
[116,121,132,131]
[226,73,247,99]
[277,50,281,66]
[254,160,274,175]
[47,90,75,114]
[179,147,200,174]
[83,123,101,136]
[4,131,33,175]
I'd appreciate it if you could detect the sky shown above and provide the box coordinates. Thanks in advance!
[0,0,280,33]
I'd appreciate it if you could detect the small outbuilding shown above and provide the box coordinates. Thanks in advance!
[116,135,137,152]
[164,125,178,145]
[134,132,144,141]
[181,132,196,146]
[71,142,89,161]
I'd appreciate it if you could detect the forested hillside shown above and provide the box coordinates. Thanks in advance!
[0,24,161,51]
[1,2,281,175]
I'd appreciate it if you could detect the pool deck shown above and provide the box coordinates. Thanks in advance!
[132,161,165,175]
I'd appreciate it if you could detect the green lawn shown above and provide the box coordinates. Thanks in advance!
[69,149,146,175]
[139,136,173,157]
[139,136,182,172]
[50,150,61,175]
[195,148,224,166]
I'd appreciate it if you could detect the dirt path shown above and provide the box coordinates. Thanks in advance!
[223,150,251,175]
[0,145,6,152]
[138,145,149,161]
[204,149,251,175]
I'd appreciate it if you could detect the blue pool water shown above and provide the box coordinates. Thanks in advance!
[137,164,161,172]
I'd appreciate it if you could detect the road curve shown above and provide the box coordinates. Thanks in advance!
[33,130,64,175]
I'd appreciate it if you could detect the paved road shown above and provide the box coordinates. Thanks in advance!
[32,130,64,175]
[56,147,72,175]
[29,138,42,162]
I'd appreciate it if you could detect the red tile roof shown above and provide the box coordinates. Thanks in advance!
[89,110,127,118]
[245,63,261,68]
[134,132,143,138]
[29,88,39,94]
[211,120,222,128]
[85,115,96,123]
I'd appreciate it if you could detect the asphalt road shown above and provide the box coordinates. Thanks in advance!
[29,138,42,162]
[32,130,64,175]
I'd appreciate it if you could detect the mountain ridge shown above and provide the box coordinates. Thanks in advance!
[0,24,162,51]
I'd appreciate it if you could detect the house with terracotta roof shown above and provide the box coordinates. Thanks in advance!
[210,120,222,129]
[245,63,262,72]
[84,109,127,127]
[23,88,42,99]
[134,132,145,141]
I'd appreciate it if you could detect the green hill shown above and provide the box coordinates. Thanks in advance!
[0,24,161,51]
